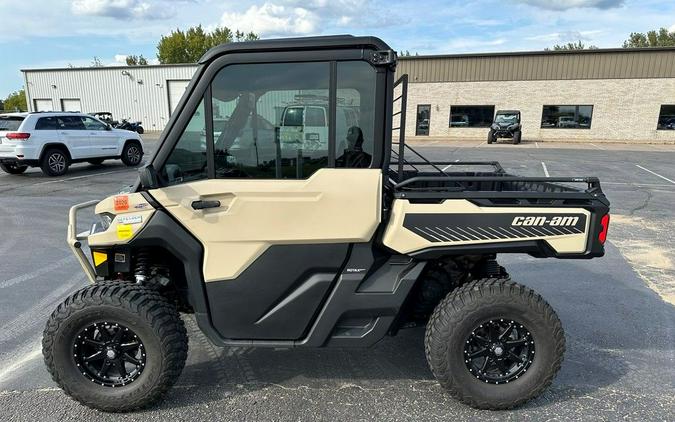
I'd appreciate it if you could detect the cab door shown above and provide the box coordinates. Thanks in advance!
[149,59,382,341]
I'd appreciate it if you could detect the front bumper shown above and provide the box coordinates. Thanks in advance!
[68,200,100,283]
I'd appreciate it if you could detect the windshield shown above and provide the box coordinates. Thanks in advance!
[0,116,24,131]
[494,113,518,124]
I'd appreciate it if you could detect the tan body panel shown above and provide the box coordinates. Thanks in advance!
[382,199,590,255]
[89,193,155,247]
[150,168,382,282]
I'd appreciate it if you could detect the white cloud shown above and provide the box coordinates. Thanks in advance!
[114,54,128,64]
[526,30,603,43]
[517,0,625,10]
[71,0,176,20]
[221,3,319,36]
[669,24,675,33]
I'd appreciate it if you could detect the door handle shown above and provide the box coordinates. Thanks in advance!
[191,200,221,210]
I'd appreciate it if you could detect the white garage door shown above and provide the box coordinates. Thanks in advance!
[34,99,54,112]
[61,98,81,112]
[167,80,190,116]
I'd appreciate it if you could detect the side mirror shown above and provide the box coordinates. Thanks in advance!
[139,164,160,189]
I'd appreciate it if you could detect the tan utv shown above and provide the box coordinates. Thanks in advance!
[43,36,611,412]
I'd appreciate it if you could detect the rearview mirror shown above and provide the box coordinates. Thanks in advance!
[139,164,160,189]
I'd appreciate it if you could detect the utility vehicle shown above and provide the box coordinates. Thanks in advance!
[488,110,521,144]
[43,36,610,412]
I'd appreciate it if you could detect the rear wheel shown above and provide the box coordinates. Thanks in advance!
[425,278,565,410]
[43,282,188,412]
[0,163,28,174]
[121,142,143,167]
[40,148,69,176]
[136,126,144,135]
[513,131,521,144]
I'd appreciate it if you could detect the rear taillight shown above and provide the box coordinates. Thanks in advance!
[6,132,30,140]
[598,214,610,244]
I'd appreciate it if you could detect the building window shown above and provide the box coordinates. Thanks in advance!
[416,105,430,136]
[657,105,675,130]
[449,106,494,128]
[541,105,593,129]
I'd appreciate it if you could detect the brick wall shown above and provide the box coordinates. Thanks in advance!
[405,79,675,143]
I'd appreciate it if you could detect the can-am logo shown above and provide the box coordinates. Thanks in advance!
[511,216,579,227]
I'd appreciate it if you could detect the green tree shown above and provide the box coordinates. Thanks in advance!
[91,56,104,67]
[546,40,598,51]
[157,25,259,64]
[4,89,27,112]
[126,55,149,66]
[623,27,675,48]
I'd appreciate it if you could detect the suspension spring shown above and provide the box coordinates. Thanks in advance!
[134,249,152,284]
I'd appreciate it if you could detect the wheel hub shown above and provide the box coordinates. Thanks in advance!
[463,318,535,384]
[73,322,146,387]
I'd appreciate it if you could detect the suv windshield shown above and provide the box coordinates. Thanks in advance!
[0,115,24,131]
[494,113,518,124]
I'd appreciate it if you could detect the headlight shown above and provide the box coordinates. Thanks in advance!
[99,213,114,231]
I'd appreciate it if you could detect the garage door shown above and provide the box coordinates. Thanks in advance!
[34,99,54,112]
[61,98,81,112]
[167,80,190,116]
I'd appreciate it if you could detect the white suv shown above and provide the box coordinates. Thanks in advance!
[0,112,144,176]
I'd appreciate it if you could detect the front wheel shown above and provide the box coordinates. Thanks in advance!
[487,130,495,144]
[0,163,28,174]
[43,282,188,412]
[425,278,565,410]
[121,142,143,167]
[513,131,522,144]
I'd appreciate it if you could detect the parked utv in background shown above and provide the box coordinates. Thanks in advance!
[488,110,522,144]
[90,112,144,134]
[44,36,610,413]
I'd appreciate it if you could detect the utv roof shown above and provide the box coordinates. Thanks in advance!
[199,35,392,64]
[496,110,520,114]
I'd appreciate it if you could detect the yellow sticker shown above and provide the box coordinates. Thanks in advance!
[116,224,134,240]
[93,251,108,267]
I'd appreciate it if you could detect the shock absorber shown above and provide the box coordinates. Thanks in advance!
[134,248,151,284]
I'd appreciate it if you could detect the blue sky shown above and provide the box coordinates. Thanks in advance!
[1,0,674,99]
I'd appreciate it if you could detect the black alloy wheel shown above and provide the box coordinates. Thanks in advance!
[73,322,146,387]
[463,318,534,384]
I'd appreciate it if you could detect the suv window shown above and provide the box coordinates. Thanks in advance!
[60,116,86,130]
[81,116,108,130]
[211,61,330,179]
[0,116,24,131]
[162,99,207,185]
[35,116,61,130]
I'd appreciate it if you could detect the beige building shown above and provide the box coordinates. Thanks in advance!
[398,47,675,143]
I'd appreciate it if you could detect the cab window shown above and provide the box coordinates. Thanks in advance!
[211,61,330,179]
[335,61,376,168]
[162,98,207,185]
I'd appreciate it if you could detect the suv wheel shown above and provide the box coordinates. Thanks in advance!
[0,163,28,174]
[41,149,69,176]
[43,282,188,412]
[425,278,565,410]
[121,142,143,167]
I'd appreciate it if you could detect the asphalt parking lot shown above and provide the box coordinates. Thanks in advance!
[0,136,673,421]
